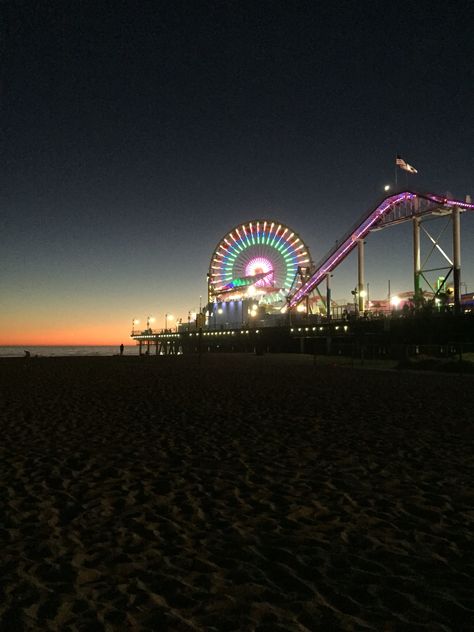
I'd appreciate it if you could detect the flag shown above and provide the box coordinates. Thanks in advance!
[396,155,418,174]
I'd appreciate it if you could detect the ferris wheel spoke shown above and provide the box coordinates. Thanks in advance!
[208,219,312,304]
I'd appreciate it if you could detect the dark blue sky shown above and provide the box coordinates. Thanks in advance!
[1,1,473,342]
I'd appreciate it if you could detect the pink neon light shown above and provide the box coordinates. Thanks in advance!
[289,191,471,308]
[245,257,273,275]
[427,194,474,210]
[245,257,274,287]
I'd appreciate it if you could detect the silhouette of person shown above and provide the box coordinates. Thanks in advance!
[120,343,124,356]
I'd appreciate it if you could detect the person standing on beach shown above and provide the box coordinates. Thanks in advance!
[120,343,124,355]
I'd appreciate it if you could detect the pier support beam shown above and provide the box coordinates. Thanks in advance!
[357,239,365,314]
[452,206,461,313]
[413,216,421,303]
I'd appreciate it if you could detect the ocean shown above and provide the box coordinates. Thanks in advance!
[0,346,139,358]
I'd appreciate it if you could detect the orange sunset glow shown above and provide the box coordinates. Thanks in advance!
[0,310,190,347]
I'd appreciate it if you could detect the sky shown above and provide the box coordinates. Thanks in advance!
[1,0,473,345]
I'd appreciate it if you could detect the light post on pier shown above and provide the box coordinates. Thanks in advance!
[146,316,155,331]
[132,318,140,335]
[165,313,174,332]
[351,287,358,315]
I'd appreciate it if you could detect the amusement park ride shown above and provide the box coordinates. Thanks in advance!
[207,219,314,315]
[287,190,474,315]
[207,191,474,320]
[131,190,474,354]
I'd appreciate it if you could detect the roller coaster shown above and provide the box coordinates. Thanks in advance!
[287,191,474,312]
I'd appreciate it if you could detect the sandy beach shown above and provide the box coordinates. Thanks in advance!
[0,354,473,631]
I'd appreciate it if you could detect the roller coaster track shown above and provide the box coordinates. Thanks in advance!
[288,191,474,308]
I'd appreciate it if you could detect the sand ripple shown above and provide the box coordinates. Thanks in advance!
[0,355,473,630]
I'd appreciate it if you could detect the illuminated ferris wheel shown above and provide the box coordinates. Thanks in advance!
[208,219,313,304]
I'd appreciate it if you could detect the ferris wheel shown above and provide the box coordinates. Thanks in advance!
[208,219,313,304]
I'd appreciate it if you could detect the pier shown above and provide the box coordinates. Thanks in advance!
[131,190,474,358]
[131,311,474,360]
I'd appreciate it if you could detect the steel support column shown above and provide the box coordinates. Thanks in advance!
[326,273,331,321]
[357,239,365,314]
[452,206,461,312]
[413,216,421,301]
